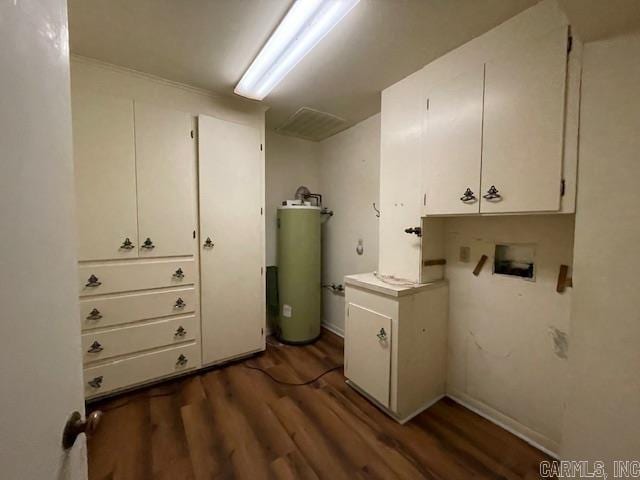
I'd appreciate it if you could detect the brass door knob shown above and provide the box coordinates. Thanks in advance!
[62,410,102,449]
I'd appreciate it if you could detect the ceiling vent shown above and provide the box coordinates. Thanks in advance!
[276,107,349,141]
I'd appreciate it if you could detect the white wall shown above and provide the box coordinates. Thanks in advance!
[445,215,575,453]
[319,115,381,335]
[0,1,87,478]
[265,131,320,266]
[561,33,640,465]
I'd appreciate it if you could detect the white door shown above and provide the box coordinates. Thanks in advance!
[0,2,87,479]
[135,102,196,257]
[481,26,568,213]
[198,115,264,365]
[345,304,392,408]
[423,66,484,215]
[72,93,138,261]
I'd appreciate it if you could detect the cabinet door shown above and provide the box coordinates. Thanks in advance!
[72,93,138,261]
[345,303,392,408]
[423,66,484,215]
[481,26,568,213]
[199,115,264,365]
[134,102,196,257]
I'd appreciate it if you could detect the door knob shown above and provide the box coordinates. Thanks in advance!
[203,237,214,248]
[141,237,155,249]
[62,410,102,449]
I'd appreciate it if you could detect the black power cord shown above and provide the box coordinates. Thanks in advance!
[242,362,342,386]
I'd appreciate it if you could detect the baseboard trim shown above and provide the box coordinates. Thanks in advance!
[321,322,344,338]
[446,393,560,459]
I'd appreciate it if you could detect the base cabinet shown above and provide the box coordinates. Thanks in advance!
[344,274,448,423]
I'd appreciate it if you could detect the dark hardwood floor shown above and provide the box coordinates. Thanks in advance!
[87,330,550,479]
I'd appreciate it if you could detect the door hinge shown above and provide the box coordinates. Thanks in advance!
[567,27,573,54]
[193,230,196,239]
[347,306,350,317]
[260,207,263,215]
[426,98,430,111]
[190,130,194,139]
[560,179,566,196]
[261,267,264,275]
[423,193,427,206]
[261,327,264,336]
[260,143,263,151]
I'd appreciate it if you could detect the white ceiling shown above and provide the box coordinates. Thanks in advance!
[68,0,640,134]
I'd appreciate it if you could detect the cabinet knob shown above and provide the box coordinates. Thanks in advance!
[175,326,187,337]
[88,341,104,353]
[460,188,477,203]
[120,237,135,250]
[376,328,387,341]
[85,274,101,288]
[172,268,184,279]
[483,185,502,201]
[88,376,103,389]
[174,297,186,309]
[86,308,102,320]
[141,237,155,249]
[203,237,214,248]
[404,226,422,237]
[176,354,188,367]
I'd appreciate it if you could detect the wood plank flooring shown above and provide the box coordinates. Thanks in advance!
[87,330,551,480]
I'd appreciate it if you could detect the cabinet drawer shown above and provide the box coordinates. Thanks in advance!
[79,258,195,296]
[82,315,197,364]
[80,287,195,330]
[84,342,200,398]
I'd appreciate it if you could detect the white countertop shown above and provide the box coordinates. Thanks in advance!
[344,272,446,297]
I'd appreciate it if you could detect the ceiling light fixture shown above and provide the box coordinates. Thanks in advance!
[234,0,360,101]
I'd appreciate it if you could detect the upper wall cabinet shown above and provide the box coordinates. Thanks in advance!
[73,94,196,261]
[73,93,138,261]
[135,103,196,257]
[480,26,568,214]
[423,66,484,215]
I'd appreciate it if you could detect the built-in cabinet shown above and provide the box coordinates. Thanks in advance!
[198,115,265,366]
[72,93,264,399]
[344,274,448,423]
[423,26,572,215]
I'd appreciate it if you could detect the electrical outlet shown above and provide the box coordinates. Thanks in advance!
[459,246,470,263]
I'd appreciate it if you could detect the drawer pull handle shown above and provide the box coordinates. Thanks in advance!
[141,237,155,249]
[174,297,186,309]
[88,376,103,389]
[203,237,214,248]
[176,354,188,367]
[120,237,135,250]
[85,275,101,288]
[460,188,477,203]
[175,326,187,337]
[173,268,185,280]
[86,308,102,320]
[376,328,387,341]
[483,185,502,201]
[88,341,103,353]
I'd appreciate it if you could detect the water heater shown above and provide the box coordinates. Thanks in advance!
[276,203,321,344]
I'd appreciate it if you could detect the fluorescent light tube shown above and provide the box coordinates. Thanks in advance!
[235,0,360,101]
